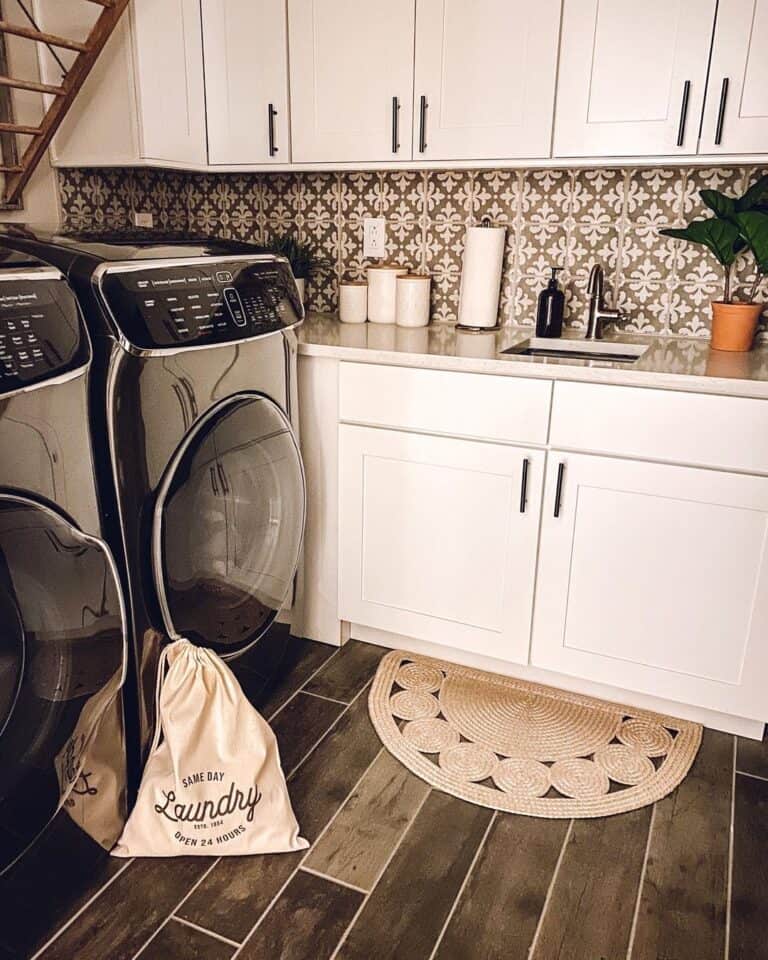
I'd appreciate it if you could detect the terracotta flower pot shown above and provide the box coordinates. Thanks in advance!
[710,301,762,352]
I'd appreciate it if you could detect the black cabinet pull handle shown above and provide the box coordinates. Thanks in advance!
[268,103,278,156]
[553,462,565,518]
[676,80,691,147]
[418,95,428,153]
[391,95,400,153]
[715,77,729,145]
[519,458,529,513]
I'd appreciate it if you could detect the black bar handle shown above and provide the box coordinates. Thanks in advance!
[519,458,530,514]
[418,95,427,153]
[715,77,729,145]
[391,95,400,153]
[268,103,278,156]
[676,80,691,147]
[553,462,565,518]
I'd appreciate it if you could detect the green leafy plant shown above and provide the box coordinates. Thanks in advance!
[266,234,329,280]
[660,173,768,303]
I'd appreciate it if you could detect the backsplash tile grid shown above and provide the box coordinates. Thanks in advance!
[58,165,768,340]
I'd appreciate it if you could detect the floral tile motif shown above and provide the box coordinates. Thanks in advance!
[58,163,762,342]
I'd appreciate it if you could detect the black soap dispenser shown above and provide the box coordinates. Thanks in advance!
[535,267,565,338]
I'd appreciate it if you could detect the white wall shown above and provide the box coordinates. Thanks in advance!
[0,0,61,225]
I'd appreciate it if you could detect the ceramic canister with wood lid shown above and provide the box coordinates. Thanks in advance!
[367,264,408,323]
[395,274,431,327]
[339,280,368,324]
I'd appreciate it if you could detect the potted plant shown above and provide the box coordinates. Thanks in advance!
[267,234,328,306]
[661,174,768,351]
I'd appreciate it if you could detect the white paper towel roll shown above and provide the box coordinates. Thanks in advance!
[457,224,506,330]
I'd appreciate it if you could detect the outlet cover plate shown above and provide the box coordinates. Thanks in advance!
[363,217,386,258]
[133,211,154,229]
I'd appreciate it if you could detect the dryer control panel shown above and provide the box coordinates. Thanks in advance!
[0,272,88,395]
[99,257,303,351]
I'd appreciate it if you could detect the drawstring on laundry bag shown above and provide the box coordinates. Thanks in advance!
[112,638,308,857]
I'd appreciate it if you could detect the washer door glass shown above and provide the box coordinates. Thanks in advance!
[0,495,126,873]
[155,394,305,659]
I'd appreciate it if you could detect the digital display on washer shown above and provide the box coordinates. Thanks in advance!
[0,276,88,394]
[99,258,303,350]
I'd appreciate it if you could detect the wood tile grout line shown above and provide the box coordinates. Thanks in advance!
[29,858,135,960]
[170,915,241,949]
[625,802,657,959]
[327,785,435,960]
[231,745,387,959]
[725,735,737,960]
[426,810,499,960]
[735,768,768,782]
[266,645,343,724]
[300,863,368,896]
[527,819,574,960]
[130,859,221,960]
[299,688,351,707]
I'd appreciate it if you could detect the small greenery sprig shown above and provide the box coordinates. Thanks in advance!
[660,173,768,304]
[266,234,330,280]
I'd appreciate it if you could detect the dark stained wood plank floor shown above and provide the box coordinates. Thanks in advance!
[18,638,766,960]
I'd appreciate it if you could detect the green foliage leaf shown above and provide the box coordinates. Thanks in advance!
[701,189,735,219]
[733,211,768,272]
[660,218,741,266]
[736,173,768,213]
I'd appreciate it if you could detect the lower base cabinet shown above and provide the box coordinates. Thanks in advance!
[531,451,768,719]
[339,424,543,663]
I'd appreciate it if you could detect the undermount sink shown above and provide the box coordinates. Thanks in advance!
[501,337,649,364]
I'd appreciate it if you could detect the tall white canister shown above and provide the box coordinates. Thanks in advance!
[367,264,408,323]
[395,274,431,327]
[456,219,506,330]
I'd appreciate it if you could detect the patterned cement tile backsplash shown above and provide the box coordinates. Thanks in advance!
[58,165,768,341]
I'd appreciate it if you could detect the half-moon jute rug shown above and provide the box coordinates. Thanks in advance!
[368,650,702,818]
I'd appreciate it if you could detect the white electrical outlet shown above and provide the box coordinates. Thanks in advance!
[363,217,386,258]
[133,211,154,229]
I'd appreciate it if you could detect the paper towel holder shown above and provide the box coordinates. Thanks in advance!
[456,217,506,332]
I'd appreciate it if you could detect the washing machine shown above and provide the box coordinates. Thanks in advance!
[0,245,128,954]
[0,228,307,781]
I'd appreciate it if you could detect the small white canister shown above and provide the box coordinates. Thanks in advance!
[395,274,431,327]
[339,280,368,324]
[367,264,408,324]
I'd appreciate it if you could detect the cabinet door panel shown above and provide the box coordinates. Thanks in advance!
[532,453,768,719]
[339,425,543,663]
[701,0,768,154]
[288,0,415,162]
[132,0,207,164]
[554,0,717,157]
[413,0,560,160]
[203,0,290,164]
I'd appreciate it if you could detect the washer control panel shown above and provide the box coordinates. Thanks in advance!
[0,273,87,395]
[99,257,303,350]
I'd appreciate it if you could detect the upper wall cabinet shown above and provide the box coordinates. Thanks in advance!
[413,0,561,161]
[35,0,206,167]
[288,0,415,162]
[701,0,768,154]
[202,0,291,164]
[553,0,718,158]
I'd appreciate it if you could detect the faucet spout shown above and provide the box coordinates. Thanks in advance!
[585,262,624,339]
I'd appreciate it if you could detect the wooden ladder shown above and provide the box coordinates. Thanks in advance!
[0,0,131,207]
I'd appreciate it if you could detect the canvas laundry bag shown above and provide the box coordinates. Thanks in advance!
[112,638,308,857]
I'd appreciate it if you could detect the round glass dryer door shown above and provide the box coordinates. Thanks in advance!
[154,393,305,659]
[0,495,126,873]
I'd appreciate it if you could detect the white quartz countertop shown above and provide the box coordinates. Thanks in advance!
[297,313,768,399]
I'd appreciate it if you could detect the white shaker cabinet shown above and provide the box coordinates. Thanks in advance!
[287,0,415,162]
[339,424,544,664]
[553,0,717,157]
[202,0,290,164]
[412,0,560,161]
[701,0,768,154]
[34,0,206,166]
[531,452,768,720]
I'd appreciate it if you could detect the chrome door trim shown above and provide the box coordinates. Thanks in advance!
[91,254,304,359]
[150,391,306,659]
[0,489,130,690]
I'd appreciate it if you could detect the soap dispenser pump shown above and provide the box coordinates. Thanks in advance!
[535,267,565,338]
